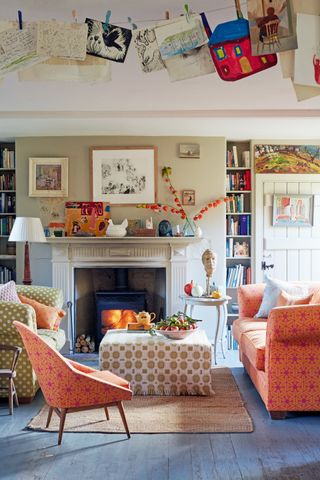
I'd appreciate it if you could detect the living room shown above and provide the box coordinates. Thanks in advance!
[1,0,320,479]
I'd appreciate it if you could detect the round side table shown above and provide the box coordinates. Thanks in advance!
[179,295,231,365]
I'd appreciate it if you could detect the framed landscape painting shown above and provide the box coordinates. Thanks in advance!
[273,194,314,227]
[90,147,157,205]
[29,157,68,197]
[255,144,320,173]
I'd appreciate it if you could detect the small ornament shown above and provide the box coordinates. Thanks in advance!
[191,283,204,297]
[158,219,173,237]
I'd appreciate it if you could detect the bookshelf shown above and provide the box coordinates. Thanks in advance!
[0,142,16,284]
[225,140,253,348]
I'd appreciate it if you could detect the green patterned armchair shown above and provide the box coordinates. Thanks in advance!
[0,285,66,402]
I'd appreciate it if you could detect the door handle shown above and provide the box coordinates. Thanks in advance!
[261,261,274,271]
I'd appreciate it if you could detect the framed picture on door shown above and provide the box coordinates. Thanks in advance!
[273,194,314,227]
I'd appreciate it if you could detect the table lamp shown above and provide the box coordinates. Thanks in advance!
[9,217,46,285]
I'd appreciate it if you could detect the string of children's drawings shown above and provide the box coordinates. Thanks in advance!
[0,0,319,101]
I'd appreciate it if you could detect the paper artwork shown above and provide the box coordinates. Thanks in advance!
[155,15,207,60]
[86,18,132,63]
[0,24,46,76]
[65,202,110,237]
[37,21,88,61]
[294,14,320,88]
[165,45,215,82]
[133,28,165,73]
[247,0,297,56]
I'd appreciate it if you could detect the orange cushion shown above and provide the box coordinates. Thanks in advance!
[310,287,320,305]
[240,330,266,371]
[232,317,267,345]
[18,294,65,330]
[276,290,313,307]
[88,370,130,389]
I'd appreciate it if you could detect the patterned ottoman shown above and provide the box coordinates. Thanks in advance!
[99,329,213,396]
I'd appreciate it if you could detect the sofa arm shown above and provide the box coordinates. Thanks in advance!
[238,284,265,318]
[16,285,64,309]
[268,304,320,342]
[0,302,37,339]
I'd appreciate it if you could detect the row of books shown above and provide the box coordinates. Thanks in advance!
[226,171,251,191]
[0,216,15,235]
[226,147,250,168]
[0,173,15,191]
[226,215,251,236]
[0,193,15,213]
[226,238,250,258]
[226,264,252,288]
[0,266,16,284]
[226,194,249,213]
[0,149,15,169]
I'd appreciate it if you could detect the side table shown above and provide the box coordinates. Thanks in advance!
[179,295,231,365]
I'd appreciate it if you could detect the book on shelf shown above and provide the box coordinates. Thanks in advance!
[0,172,15,190]
[232,146,238,167]
[0,192,15,213]
[226,194,246,213]
[242,150,250,168]
[226,171,251,191]
[226,215,251,235]
[226,264,251,288]
[227,326,238,350]
[0,216,15,235]
[226,237,234,258]
[0,265,15,284]
[0,149,15,169]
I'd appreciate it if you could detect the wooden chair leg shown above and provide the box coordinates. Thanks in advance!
[104,406,110,421]
[117,402,131,439]
[8,378,13,415]
[58,409,67,445]
[269,410,287,420]
[46,406,54,428]
[13,381,19,407]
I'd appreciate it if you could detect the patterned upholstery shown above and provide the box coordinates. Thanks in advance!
[0,285,65,401]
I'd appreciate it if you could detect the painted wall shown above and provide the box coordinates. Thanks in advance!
[15,136,226,338]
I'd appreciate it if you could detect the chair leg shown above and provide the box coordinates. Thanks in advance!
[58,409,67,445]
[117,402,131,439]
[46,406,54,428]
[8,378,13,415]
[104,406,110,420]
[13,381,19,408]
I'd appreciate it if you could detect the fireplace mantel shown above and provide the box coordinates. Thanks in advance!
[47,236,202,352]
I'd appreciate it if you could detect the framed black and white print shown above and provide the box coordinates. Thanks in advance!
[86,18,132,63]
[90,147,158,205]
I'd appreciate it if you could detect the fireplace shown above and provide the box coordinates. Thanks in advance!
[48,236,199,353]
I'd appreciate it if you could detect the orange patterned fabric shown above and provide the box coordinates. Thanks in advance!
[240,330,266,371]
[232,317,267,344]
[18,294,65,330]
[13,321,132,409]
[310,287,320,305]
[238,284,265,318]
[235,283,320,414]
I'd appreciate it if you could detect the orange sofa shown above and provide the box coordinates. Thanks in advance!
[232,283,320,419]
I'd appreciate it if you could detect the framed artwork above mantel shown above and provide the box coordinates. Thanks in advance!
[29,157,69,197]
[90,146,158,205]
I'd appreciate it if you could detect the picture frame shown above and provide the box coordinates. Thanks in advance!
[90,146,157,205]
[181,189,195,206]
[29,157,68,197]
[178,143,200,159]
[273,194,314,227]
[254,144,320,174]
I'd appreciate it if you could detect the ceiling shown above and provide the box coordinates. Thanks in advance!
[0,0,320,138]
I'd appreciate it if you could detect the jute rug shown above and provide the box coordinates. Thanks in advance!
[27,367,253,434]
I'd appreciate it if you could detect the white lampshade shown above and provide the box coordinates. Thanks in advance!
[9,217,46,243]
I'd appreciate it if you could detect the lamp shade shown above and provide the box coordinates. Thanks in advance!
[9,217,46,243]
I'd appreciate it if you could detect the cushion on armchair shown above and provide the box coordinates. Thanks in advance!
[18,294,65,330]
[0,281,21,303]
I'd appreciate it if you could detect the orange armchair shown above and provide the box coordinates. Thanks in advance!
[14,321,132,444]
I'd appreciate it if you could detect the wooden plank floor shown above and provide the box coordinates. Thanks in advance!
[1,359,320,479]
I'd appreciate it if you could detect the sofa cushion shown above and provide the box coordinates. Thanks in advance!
[310,288,320,305]
[240,330,266,371]
[19,294,65,330]
[256,276,310,318]
[37,328,66,351]
[276,290,313,307]
[232,317,267,344]
[0,281,21,303]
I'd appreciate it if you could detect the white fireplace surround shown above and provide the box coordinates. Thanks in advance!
[47,237,201,352]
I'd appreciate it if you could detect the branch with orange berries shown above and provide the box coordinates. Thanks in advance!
[137,167,233,229]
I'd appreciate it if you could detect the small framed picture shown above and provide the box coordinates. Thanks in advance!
[273,194,314,227]
[181,189,195,206]
[29,157,68,197]
[179,143,200,158]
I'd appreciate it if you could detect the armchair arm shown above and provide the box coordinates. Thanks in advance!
[238,284,265,318]
[0,302,37,340]
[268,304,320,342]
[67,359,96,374]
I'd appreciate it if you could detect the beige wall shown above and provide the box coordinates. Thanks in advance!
[15,136,227,309]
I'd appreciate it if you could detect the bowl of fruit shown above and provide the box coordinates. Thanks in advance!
[153,313,199,340]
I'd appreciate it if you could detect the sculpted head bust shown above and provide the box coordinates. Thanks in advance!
[201,249,217,278]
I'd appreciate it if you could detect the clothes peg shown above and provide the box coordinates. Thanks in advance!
[17,10,23,30]
[104,10,112,28]
[128,17,137,30]
[72,9,77,23]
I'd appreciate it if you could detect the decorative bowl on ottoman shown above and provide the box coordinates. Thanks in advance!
[154,312,199,340]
